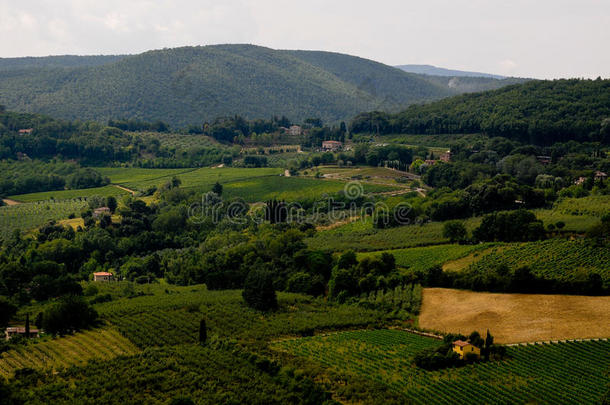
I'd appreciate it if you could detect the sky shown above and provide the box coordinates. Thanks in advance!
[0,0,608,79]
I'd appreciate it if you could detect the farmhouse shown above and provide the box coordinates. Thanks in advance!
[322,140,342,151]
[93,207,111,218]
[93,271,114,282]
[574,176,587,185]
[5,327,40,341]
[594,171,607,181]
[439,150,451,163]
[452,340,480,360]
[536,155,552,164]
[18,128,34,135]
[288,125,302,136]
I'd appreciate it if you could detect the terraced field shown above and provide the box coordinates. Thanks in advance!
[0,328,139,378]
[273,329,610,404]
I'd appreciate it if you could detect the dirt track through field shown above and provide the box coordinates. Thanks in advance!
[419,288,610,343]
[2,198,21,205]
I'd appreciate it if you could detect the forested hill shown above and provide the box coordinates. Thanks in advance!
[0,45,455,127]
[351,78,610,145]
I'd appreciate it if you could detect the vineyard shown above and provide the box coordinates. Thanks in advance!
[95,287,388,349]
[0,199,87,239]
[8,185,129,202]
[307,217,482,252]
[96,167,195,185]
[358,243,494,273]
[117,167,283,192]
[0,328,139,378]
[272,329,610,404]
[465,239,610,282]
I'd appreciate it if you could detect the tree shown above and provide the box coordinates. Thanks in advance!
[484,330,494,360]
[443,220,467,243]
[0,296,17,329]
[199,318,207,344]
[242,270,278,311]
[106,196,118,213]
[212,181,223,196]
[42,295,98,336]
[25,313,30,338]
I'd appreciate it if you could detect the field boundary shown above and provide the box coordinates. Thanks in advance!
[506,337,609,346]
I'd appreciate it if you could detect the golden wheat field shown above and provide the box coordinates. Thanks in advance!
[419,288,610,343]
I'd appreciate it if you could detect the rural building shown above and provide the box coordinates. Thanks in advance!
[452,340,481,360]
[574,176,587,185]
[93,207,111,218]
[18,128,33,135]
[424,159,437,165]
[322,140,342,151]
[5,327,40,340]
[594,171,607,181]
[536,155,552,164]
[439,150,451,162]
[288,125,302,136]
[93,271,114,282]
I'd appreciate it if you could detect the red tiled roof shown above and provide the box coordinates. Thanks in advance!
[452,340,471,347]
[93,272,113,276]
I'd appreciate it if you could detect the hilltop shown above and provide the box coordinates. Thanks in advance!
[0,44,456,127]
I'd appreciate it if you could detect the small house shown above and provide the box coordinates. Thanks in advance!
[439,151,451,163]
[594,171,607,181]
[536,156,552,165]
[18,128,33,135]
[574,177,587,185]
[424,159,437,165]
[288,125,302,136]
[5,327,40,341]
[452,340,481,360]
[322,140,342,151]
[93,271,114,282]
[93,207,111,218]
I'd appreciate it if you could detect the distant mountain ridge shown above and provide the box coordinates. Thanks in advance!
[0,45,521,127]
[396,64,505,79]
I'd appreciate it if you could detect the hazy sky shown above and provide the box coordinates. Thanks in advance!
[1,0,608,79]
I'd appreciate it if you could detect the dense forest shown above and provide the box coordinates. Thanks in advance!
[351,79,610,145]
[0,45,493,126]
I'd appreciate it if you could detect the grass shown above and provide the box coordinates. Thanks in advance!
[8,185,129,202]
[358,243,494,273]
[0,327,139,378]
[419,287,610,343]
[273,329,610,404]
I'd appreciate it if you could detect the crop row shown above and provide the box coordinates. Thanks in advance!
[273,329,610,404]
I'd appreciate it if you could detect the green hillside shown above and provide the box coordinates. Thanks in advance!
[351,78,610,145]
[0,45,453,126]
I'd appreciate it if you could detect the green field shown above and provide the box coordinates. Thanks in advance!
[9,185,129,202]
[96,167,195,185]
[117,167,283,192]
[358,243,494,273]
[0,199,87,239]
[466,239,610,282]
[273,329,610,405]
[0,328,139,378]
[95,286,387,349]
[307,217,482,252]
[132,131,224,150]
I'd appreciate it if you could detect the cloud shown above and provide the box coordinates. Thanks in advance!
[0,0,608,79]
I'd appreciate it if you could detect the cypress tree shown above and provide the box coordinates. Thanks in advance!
[199,318,207,344]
